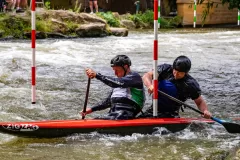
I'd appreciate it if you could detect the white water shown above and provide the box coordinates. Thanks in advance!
[0,29,239,159]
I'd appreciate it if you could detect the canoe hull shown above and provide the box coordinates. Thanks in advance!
[0,118,214,138]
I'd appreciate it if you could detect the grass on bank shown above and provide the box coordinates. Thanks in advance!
[128,10,154,26]
[97,10,182,28]
[0,14,31,38]
[97,12,121,27]
[127,10,182,28]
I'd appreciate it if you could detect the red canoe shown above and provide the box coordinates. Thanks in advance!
[0,118,214,138]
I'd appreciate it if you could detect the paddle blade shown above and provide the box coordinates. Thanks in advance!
[222,122,240,134]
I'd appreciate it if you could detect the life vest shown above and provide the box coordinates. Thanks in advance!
[158,80,179,113]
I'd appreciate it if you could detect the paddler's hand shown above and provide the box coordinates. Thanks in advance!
[147,85,154,94]
[86,68,96,79]
[80,108,93,117]
[202,110,212,119]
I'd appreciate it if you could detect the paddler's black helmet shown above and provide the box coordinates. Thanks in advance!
[110,55,131,67]
[173,55,191,73]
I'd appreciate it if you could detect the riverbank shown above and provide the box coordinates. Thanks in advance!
[0,8,239,40]
[0,9,183,40]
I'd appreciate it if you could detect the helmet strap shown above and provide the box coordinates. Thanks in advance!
[122,66,126,76]
[122,65,128,76]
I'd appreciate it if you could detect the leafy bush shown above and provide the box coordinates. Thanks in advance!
[128,10,154,26]
[73,0,82,13]
[126,10,181,28]
[66,21,79,34]
[160,16,182,28]
[0,16,30,38]
[97,12,120,27]
[36,20,52,32]
[45,1,51,10]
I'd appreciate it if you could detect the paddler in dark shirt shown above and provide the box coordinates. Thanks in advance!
[139,55,212,118]
[80,55,145,120]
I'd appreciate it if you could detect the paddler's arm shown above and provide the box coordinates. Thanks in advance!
[96,73,143,88]
[80,107,92,116]
[80,92,112,116]
[194,96,211,119]
[142,71,154,94]
[86,68,142,88]
[188,80,212,119]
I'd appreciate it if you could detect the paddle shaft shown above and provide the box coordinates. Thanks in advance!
[158,90,202,113]
[82,78,91,120]
[158,90,222,123]
[159,90,240,133]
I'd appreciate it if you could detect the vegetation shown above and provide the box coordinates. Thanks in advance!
[36,20,52,33]
[126,10,182,28]
[128,10,154,27]
[217,0,239,9]
[96,10,181,29]
[197,0,240,26]
[160,16,182,28]
[198,0,240,9]
[97,12,121,27]
[0,14,30,38]
[44,1,51,10]
[65,21,79,35]
[0,9,182,39]
[73,0,82,13]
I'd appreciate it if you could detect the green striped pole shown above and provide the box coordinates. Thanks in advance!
[158,0,161,28]
[238,9,240,25]
[193,0,197,28]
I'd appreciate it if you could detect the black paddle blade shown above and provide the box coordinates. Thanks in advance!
[222,122,240,133]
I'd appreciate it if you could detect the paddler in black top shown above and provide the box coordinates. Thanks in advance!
[80,55,145,120]
[139,55,211,118]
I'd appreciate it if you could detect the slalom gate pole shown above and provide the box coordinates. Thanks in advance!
[193,0,197,28]
[158,0,161,28]
[31,0,36,104]
[238,9,240,25]
[153,0,158,117]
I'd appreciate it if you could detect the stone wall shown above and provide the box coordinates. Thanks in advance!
[177,0,238,25]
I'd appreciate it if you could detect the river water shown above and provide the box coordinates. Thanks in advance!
[0,29,239,160]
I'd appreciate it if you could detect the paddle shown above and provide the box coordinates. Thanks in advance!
[158,90,240,134]
[82,78,91,120]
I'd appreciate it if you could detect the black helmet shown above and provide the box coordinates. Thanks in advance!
[110,55,131,67]
[173,55,191,73]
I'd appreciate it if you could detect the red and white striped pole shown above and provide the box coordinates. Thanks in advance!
[31,0,36,104]
[153,0,158,117]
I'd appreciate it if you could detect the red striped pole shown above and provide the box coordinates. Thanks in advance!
[153,0,158,117]
[31,0,36,104]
